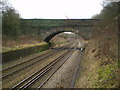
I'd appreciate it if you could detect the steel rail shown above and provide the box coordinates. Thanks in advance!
[3,41,73,71]
[3,42,71,71]
[2,50,57,78]
[10,41,77,89]
[37,48,76,89]
[2,50,55,71]
[2,42,73,79]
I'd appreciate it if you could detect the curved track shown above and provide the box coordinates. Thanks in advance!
[10,41,78,89]
[3,41,80,89]
[2,42,73,79]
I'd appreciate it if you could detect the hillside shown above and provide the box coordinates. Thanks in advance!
[75,2,119,88]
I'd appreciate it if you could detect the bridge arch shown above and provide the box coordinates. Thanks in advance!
[44,30,77,43]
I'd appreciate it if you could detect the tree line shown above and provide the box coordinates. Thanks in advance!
[92,2,119,35]
[1,1,20,37]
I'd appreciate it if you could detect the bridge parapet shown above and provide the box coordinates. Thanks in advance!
[20,19,100,41]
[63,19,100,26]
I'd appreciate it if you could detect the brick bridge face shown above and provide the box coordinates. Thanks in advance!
[21,19,100,42]
[42,19,100,43]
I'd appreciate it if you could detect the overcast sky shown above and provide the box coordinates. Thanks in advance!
[8,0,104,19]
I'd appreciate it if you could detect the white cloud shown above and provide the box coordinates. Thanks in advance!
[9,0,103,19]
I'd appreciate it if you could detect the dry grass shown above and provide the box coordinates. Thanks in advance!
[2,35,69,52]
[2,36,45,52]
[75,30,119,88]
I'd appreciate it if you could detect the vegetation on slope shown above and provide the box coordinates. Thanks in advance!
[76,2,119,88]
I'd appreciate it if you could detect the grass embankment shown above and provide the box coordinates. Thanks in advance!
[75,33,119,88]
[2,41,50,63]
[2,42,47,53]
[2,36,43,53]
[2,35,69,63]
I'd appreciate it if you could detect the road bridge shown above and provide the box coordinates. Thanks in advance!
[21,19,100,43]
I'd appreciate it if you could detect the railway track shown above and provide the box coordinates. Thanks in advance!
[2,50,60,79]
[2,42,74,79]
[2,41,73,71]
[10,41,78,89]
